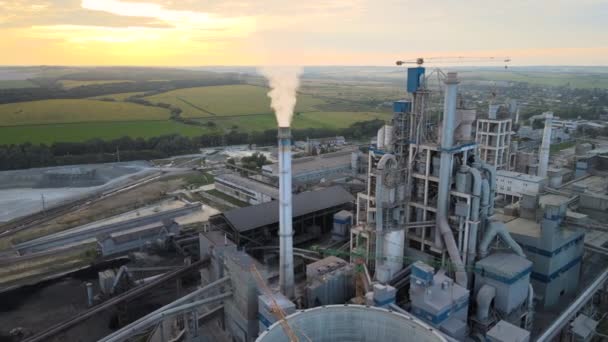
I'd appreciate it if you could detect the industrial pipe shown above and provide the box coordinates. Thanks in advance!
[527,284,535,328]
[461,165,482,283]
[538,112,553,178]
[100,292,233,342]
[480,179,490,219]
[375,154,404,282]
[99,276,230,342]
[436,72,467,288]
[478,220,525,258]
[278,127,294,298]
[479,161,497,216]
[475,284,496,322]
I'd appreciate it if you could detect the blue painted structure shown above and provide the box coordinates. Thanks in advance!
[407,67,425,93]
[393,100,412,113]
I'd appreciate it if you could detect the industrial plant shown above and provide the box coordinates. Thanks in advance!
[2,62,608,342]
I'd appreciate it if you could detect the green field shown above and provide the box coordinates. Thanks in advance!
[0,120,212,145]
[460,70,608,89]
[0,111,389,145]
[197,111,390,133]
[145,84,326,118]
[0,83,390,145]
[0,99,170,126]
[59,79,135,89]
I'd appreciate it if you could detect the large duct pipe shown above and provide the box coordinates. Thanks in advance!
[437,72,467,288]
[538,112,553,178]
[479,162,497,216]
[461,165,482,283]
[479,220,525,258]
[278,127,294,298]
[375,154,403,283]
[476,284,496,322]
[480,179,490,219]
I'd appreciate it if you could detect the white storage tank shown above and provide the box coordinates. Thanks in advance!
[256,305,447,342]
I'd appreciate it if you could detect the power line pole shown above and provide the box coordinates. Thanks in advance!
[41,193,46,216]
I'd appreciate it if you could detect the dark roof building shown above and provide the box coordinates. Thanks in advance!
[211,186,354,246]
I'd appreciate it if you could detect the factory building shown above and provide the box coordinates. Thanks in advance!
[210,186,354,247]
[496,170,546,204]
[214,173,279,205]
[303,136,346,154]
[261,150,354,184]
[98,220,179,256]
[505,195,584,308]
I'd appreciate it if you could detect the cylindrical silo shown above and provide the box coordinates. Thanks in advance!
[256,305,447,342]
[377,126,386,149]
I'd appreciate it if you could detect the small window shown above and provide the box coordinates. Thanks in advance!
[560,290,565,297]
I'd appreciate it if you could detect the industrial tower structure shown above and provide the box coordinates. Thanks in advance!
[475,105,515,170]
[351,64,534,339]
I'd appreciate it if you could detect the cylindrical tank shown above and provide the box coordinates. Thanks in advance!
[377,126,386,149]
[384,125,394,148]
[256,305,446,342]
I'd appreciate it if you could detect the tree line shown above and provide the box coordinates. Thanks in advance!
[0,119,385,171]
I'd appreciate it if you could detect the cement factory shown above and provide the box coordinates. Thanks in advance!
[2,63,608,342]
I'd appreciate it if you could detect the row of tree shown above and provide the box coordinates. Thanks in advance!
[0,119,385,171]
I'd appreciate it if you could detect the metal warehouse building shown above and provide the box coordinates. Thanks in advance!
[210,186,354,247]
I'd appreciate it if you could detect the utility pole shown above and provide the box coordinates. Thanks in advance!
[116,146,121,162]
[41,194,46,216]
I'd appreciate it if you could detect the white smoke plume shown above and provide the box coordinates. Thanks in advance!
[259,66,302,127]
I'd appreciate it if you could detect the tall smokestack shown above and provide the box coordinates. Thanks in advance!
[538,112,553,178]
[278,126,294,298]
[436,72,467,287]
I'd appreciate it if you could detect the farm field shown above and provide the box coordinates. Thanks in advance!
[459,70,608,89]
[0,120,210,145]
[0,99,170,126]
[0,83,392,145]
[196,111,390,133]
[145,84,326,118]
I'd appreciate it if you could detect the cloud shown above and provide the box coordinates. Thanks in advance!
[0,0,175,28]
[0,0,606,65]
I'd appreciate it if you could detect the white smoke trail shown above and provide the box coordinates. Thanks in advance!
[259,66,302,127]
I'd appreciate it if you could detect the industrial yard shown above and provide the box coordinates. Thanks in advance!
[0,64,607,342]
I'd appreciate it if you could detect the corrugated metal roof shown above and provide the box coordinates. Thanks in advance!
[222,186,354,232]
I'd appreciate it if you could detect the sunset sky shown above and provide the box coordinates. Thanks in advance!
[1,0,607,66]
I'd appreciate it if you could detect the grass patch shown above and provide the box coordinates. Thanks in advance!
[0,120,213,144]
[145,84,326,118]
[550,140,577,152]
[207,189,248,207]
[184,172,215,186]
[0,99,171,126]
